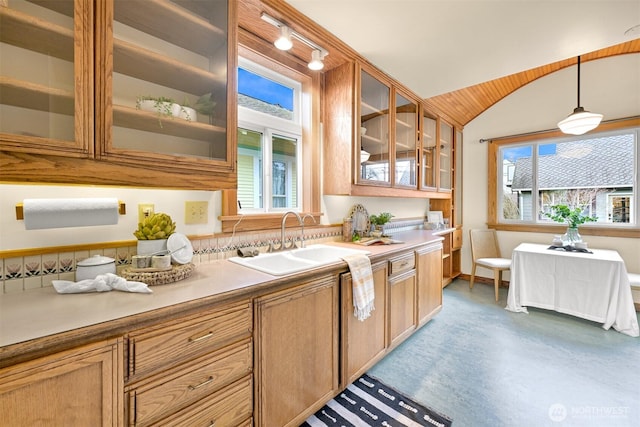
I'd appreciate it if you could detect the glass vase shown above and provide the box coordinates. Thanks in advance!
[562,227,582,245]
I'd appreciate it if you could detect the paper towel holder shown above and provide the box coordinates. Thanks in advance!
[15,200,127,220]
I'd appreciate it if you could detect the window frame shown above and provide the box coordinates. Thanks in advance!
[220,39,321,233]
[488,116,640,238]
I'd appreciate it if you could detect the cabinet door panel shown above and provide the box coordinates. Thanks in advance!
[417,245,443,325]
[389,272,416,346]
[0,339,122,426]
[255,276,339,427]
[341,261,387,384]
[359,69,390,185]
[394,91,417,188]
[98,0,233,172]
[0,0,91,155]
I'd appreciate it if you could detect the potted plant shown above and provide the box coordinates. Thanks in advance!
[369,212,394,237]
[193,92,216,124]
[133,212,176,255]
[136,96,196,126]
[544,204,597,244]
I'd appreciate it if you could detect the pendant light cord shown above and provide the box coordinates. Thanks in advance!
[576,55,581,108]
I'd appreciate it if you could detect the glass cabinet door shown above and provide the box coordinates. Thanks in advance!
[101,0,230,170]
[439,120,453,191]
[394,92,417,188]
[0,0,91,155]
[359,69,390,185]
[421,114,437,190]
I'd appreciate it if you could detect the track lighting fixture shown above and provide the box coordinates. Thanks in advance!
[308,49,325,70]
[261,13,328,71]
[274,25,293,51]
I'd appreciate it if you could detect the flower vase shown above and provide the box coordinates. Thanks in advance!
[562,227,582,246]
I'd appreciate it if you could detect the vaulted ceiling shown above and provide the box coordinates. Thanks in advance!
[242,0,640,127]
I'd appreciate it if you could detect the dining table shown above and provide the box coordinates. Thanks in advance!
[506,242,639,337]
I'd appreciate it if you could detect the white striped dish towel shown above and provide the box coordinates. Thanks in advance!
[342,254,375,321]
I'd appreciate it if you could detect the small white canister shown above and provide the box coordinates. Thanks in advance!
[152,255,171,269]
[76,255,116,281]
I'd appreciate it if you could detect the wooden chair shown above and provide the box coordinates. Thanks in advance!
[469,229,512,301]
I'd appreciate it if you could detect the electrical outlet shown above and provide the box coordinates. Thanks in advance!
[185,201,208,224]
[138,204,155,223]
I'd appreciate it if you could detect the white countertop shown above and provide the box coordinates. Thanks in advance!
[0,230,445,351]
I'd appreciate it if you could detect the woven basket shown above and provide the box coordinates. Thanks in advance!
[121,263,196,286]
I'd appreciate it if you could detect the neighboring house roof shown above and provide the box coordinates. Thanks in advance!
[238,93,293,120]
[510,134,634,191]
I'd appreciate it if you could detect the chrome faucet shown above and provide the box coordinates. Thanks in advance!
[269,211,304,252]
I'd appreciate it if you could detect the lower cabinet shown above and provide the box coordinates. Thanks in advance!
[388,252,417,347]
[0,338,123,426]
[417,243,444,325]
[254,274,340,427]
[125,300,253,426]
[341,260,388,385]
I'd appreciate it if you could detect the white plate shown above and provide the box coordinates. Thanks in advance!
[167,233,194,265]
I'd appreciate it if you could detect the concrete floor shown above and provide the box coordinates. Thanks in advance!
[368,279,640,427]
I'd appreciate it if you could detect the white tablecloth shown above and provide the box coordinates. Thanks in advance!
[506,243,639,337]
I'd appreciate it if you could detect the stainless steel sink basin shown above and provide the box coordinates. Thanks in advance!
[228,244,370,276]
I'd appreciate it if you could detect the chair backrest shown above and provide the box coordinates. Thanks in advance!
[469,229,502,261]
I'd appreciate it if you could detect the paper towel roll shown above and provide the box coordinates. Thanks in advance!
[23,198,120,230]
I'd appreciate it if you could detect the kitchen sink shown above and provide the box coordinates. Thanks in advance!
[228,244,370,276]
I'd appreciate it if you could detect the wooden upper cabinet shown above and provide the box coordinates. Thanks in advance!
[393,90,418,189]
[420,113,437,190]
[438,119,453,191]
[0,0,237,190]
[359,68,391,186]
[0,0,92,156]
[324,61,452,198]
[97,0,234,173]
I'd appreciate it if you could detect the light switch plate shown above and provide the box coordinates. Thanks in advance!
[138,203,154,223]
[185,201,208,224]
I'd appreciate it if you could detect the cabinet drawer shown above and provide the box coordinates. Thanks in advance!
[150,376,253,427]
[129,340,252,426]
[128,301,251,379]
[452,229,463,249]
[388,253,415,276]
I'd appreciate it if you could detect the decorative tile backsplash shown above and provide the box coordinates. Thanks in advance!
[0,219,425,293]
[0,225,341,293]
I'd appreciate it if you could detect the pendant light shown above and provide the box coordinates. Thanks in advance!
[557,56,603,135]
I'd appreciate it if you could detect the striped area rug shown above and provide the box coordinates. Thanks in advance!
[301,374,452,426]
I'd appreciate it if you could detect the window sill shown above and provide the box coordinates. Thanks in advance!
[488,223,640,238]
[220,213,322,233]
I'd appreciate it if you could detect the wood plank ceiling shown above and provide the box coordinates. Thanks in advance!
[426,39,640,127]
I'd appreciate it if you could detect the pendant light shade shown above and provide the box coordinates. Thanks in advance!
[558,56,603,135]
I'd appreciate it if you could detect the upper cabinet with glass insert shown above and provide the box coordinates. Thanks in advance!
[0,0,92,155]
[0,0,236,190]
[393,91,418,189]
[359,70,391,186]
[99,0,233,172]
[438,120,453,191]
[324,62,423,197]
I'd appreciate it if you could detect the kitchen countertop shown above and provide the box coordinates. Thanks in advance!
[0,230,444,363]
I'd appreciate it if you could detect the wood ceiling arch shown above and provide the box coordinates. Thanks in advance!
[426,39,640,127]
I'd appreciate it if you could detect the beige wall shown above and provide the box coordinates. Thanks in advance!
[461,53,640,278]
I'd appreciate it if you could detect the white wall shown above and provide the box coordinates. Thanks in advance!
[461,53,640,276]
[0,185,221,251]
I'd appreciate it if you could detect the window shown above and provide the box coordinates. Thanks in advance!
[490,121,639,235]
[237,58,302,213]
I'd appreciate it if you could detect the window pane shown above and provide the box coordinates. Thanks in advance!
[501,145,532,221]
[238,128,263,209]
[272,134,298,209]
[238,67,294,120]
[537,135,634,224]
